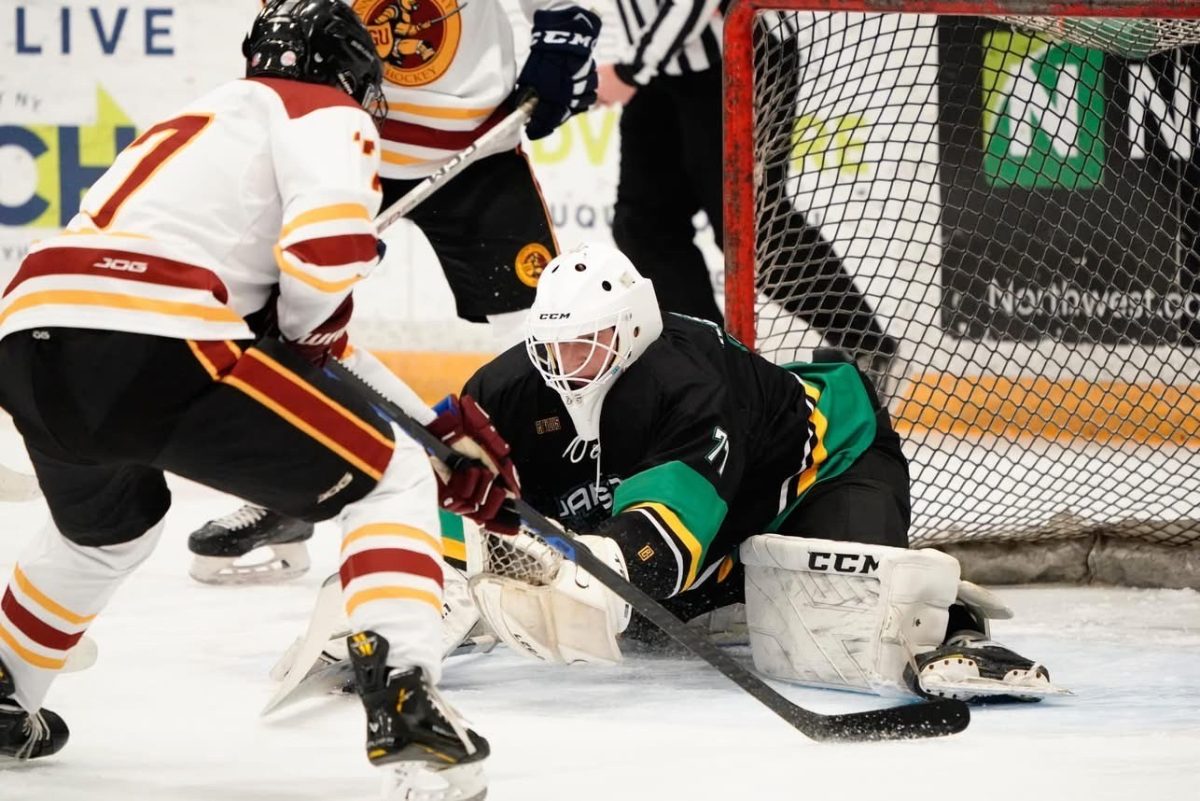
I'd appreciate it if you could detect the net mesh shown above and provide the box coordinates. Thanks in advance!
[730,4,1200,577]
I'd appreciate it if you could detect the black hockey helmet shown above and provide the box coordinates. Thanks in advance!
[243,0,386,127]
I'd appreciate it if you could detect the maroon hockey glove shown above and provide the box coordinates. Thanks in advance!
[283,296,353,367]
[426,395,521,534]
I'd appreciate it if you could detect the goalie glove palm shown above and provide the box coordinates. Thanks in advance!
[426,395,520,532]
[517,8,601,139]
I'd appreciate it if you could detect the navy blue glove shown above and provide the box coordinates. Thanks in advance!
[517,8,601,140]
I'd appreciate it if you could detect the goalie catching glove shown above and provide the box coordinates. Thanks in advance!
[426,395,521,534]
[517,8,601,139]
[469,533,631,664]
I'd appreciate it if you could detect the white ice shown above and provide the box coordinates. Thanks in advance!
[1,458,1198,800]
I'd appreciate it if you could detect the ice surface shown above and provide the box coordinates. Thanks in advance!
[1,458,1197,800]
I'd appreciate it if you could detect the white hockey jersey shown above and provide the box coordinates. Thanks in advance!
[0,78,383,345]
[347,0,574,179]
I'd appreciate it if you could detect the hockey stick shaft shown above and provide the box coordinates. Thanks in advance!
[374,94,537,236]
[320,357,970,742]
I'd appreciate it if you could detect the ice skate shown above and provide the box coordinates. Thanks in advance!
[349,631,488,801]
[908,632,1070,703]
[188,504,314,584]
[0,657,68,764]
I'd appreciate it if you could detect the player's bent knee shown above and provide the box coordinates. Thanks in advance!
[740,534,960,695]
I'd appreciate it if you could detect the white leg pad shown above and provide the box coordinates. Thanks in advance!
[468,535,630,665]
[740,534,961,695]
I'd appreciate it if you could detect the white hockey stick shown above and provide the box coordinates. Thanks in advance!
[0,463,41,502]
[374,94,537,235]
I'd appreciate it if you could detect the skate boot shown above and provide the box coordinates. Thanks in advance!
[0,657,69,763]
[907,632,1069,703]
[349,631,488,801]
[188,503,314,584]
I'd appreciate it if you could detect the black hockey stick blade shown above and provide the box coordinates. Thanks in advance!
[319,357,970,742]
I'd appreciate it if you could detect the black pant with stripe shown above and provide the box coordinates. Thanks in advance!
[383,149,557,323]
[0,329,395,547]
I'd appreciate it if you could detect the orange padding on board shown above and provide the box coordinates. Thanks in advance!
[370,351,492,405]
[894,374,1200,447]
[370,352,1200,447]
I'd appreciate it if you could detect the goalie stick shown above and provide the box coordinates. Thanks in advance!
[312,350,971,743]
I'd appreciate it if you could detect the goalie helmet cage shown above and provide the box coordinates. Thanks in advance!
[723,0,1200,588]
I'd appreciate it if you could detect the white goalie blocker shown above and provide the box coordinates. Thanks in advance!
[740,534,963,695]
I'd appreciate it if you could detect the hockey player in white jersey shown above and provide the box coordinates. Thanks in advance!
[0,2,516,796]
[186,0,604,581]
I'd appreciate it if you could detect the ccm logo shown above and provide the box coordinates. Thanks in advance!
[538,312,571,320]
[93,256,148,273]
[807,552,880,574]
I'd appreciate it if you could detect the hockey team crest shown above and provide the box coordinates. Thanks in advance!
[354,0,464,87]
[516,242,551,287]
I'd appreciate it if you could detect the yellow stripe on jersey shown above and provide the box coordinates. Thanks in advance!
[630,502,704,591]
[442,537,466,563]
[279,203,371,239]
[387,101,494,120]
[344,586,442,616]
[0,290,243,327]
[342,523,442,556]
[12,566,96,626]
[380,150,431,166]
[273,245,363,293]
[795,381,829,497]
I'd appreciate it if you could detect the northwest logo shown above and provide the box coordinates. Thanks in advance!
[981,32,1105,189]
[354,0,465,88]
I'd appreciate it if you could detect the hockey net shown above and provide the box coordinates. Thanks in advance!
[724,0,1200,588]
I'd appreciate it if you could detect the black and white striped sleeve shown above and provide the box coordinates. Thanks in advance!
[616,0,726,85]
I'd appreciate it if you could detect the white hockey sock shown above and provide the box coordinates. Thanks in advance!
[0,516,164,711]
[338,424,445,683]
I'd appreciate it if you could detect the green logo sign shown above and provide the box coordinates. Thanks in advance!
[981,32,1105,189]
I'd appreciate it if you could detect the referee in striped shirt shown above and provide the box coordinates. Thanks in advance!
[598,6,900,397]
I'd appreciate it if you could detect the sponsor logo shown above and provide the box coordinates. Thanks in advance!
[556,475,621,526]
[534,415,562,434]
[806,551,880,575]
[318,471,354,503]
[790,112,870,178]
[516,242,551,287]
[636,544,655,562]
[354,0,464,88]
[0,88,136,227]
[12,4,175,56]
[981,32,1105,189]
[537,312,570,320]
[92,256,147,273]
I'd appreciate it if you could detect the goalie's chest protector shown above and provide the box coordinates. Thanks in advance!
[470,317,878,545]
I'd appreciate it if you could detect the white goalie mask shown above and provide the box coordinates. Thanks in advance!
[525,244,663,441]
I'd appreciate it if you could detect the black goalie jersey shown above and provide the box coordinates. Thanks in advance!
[464,314,897,598]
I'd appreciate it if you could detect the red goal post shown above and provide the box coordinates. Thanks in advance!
[722,0,1200,587]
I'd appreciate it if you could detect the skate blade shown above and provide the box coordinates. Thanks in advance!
[921,674,1073,701]
[382,761,486,801]
[189,543,311,585]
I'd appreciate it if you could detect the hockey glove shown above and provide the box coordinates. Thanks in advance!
[426,395,521,534]
[282,296,352,367]
[516,8,601,140]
